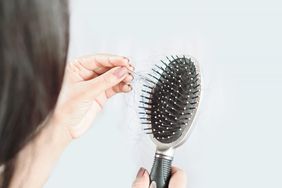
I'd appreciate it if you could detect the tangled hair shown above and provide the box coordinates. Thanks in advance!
[0,0,69,187]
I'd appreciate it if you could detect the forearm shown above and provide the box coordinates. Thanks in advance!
[9,115,71,188]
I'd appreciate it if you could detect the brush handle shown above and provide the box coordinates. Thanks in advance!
[150,155,172,188]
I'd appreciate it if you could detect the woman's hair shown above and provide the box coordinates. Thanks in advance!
[0,0,69,187]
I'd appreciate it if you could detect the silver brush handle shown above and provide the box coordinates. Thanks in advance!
[150,153,173,188]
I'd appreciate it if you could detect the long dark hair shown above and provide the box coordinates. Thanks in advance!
[0,0,69,187]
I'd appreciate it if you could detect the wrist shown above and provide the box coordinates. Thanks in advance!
[47,111,73,147]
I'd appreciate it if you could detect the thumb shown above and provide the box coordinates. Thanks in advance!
[84,66,129,99]
[169,167,187,188]
[132,167,150,188]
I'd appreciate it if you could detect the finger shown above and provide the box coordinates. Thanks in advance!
[73,54,134,72]
[123,73,134,83]
[67,61,99,81]
[169,167,187,188]
[132,168,150,188]
[83,67,129,99]
[90,66,110,75]
[105,82,132,98]
[94,81,132,107]
[95,68,134,79]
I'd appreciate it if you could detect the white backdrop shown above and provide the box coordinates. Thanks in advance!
[46,0,282,187]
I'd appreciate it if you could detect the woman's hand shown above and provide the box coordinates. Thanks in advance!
[9,54,134,188]
[132,167,187,188]
[53,54,134,139]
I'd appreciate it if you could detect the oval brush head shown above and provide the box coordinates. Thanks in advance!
[139,55,201,146]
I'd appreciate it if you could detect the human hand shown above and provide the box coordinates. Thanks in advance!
[132,166,187,188]
[52,54,134,138]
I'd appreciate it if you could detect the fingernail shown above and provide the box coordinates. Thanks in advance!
[127,84,133,91]
[136,167,145,178]
[113,67,128,78]
[128,73,134,81]
[129,64,135,71]
[123,56,130,62]
[123,84,132,92]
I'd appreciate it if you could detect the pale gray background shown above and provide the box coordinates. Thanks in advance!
[45,0,282,187]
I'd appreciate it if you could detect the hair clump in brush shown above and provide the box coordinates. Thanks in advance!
[139,55,200,144]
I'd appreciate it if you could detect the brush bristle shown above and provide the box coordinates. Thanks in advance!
[139,55,200,143]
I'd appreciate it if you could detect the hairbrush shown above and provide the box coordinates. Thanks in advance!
[138,55,201,188]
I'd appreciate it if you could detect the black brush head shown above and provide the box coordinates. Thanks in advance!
[139,55,201,144]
